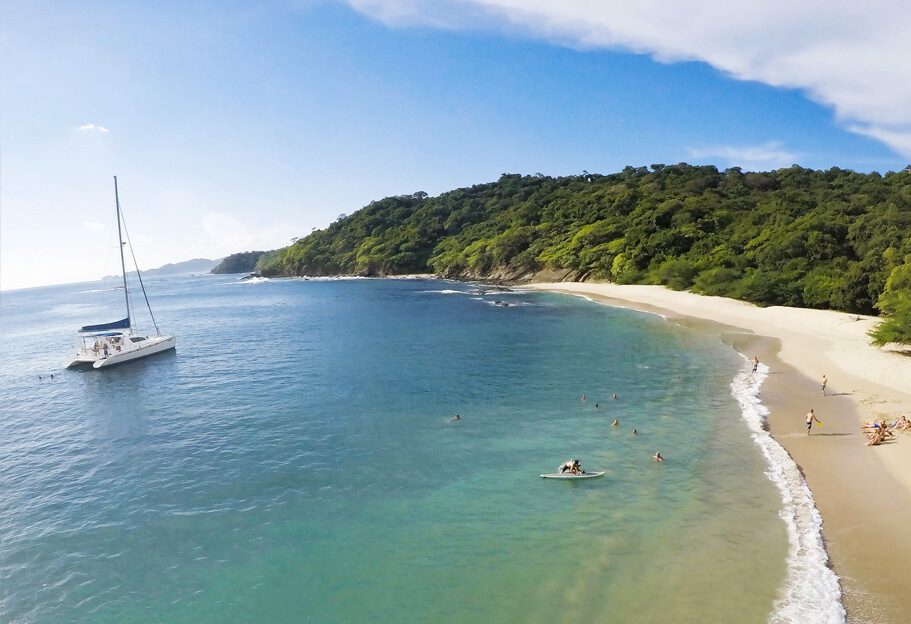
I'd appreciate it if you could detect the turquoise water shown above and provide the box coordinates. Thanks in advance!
[0,276,791,623]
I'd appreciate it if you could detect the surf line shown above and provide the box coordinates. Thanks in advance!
[731,358,845,624]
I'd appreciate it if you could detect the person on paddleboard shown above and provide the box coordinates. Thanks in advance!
[559,459,584,475]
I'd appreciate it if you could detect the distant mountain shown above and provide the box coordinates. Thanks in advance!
[104,258,221,280]
[146,258,221,276]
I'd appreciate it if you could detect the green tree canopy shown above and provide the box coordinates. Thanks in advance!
[248,165,911,342]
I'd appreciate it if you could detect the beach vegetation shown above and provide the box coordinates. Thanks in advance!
[871,260,911,345]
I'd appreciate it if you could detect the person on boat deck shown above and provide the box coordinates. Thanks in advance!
[559,459,583,475]
[102,343,109,357]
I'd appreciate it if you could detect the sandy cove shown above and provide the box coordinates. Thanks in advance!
[524,282,911,623]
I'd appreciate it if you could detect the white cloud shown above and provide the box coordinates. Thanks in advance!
[688,142,798,172]
[346,0,911,160]
[77,123,109,134]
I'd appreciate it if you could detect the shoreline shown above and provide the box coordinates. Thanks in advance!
[524,282,911,623]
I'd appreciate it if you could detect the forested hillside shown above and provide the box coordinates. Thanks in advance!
[212,251,270,274]
[255,164,911,343]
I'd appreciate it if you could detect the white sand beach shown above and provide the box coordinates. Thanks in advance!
[525,282,911,622]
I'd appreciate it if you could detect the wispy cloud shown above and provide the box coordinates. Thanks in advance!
[346,0,911,160]
[77,123,109,134]
[688,142,798,171]
[200,213,293,254]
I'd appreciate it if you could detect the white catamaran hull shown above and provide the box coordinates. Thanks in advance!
[65,176,177,372]
[67,336,176,369]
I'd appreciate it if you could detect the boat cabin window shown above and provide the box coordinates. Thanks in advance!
[130,336,147,343]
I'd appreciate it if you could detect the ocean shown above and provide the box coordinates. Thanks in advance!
[0,276,842,623]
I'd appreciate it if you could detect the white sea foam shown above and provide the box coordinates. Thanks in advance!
[730,359,845,624]
[421,289,466,295]
[483,300,519,308]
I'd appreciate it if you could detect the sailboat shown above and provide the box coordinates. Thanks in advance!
[66,177,177,369]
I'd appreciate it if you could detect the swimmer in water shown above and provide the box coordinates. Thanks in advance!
[632,429,638,435]
[611,393,618,400]
[450,414,462,422]
[653,451,663,462]
[611,419,619,427]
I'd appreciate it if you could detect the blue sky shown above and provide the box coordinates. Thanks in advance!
[2,0,908,290]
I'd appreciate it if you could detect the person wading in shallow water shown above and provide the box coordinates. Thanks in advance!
[806,409,821,434]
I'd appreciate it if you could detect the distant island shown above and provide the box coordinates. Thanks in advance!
[231,164,911,344]
[104,257,220,280]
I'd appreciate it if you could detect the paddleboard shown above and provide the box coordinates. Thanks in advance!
[540,471,605,479]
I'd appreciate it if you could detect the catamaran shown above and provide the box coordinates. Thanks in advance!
[66,177,176,369]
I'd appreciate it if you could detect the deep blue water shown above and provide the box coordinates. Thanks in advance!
[0,276,788,623]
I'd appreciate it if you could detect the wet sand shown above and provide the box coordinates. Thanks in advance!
[525,283,911,623]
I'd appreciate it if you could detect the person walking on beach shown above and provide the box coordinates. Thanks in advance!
[821,375,828,396]
[752,356,759,373]
[806,409,821,435]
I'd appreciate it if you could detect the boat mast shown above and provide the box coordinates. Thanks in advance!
[113,176,131,326]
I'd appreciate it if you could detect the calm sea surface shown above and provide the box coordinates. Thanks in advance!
[0,276,794,623]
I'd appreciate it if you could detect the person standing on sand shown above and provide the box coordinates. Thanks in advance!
[806,409,821,434]
[821,375,828,396]
[752,356,759,373]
